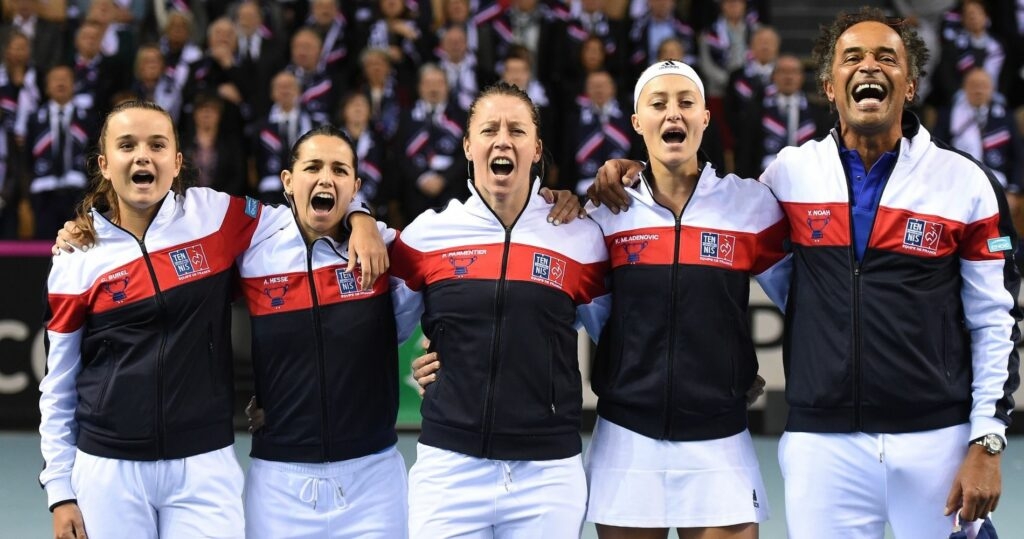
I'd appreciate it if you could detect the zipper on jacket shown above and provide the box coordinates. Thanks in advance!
[644,169,698,440]
[837,136,896,431]
[851,265,862,429]
[481,225,513,457]
[306,242,331,461]
[95,203,172,456]
[138,239,169,458]
[663,216,683,438]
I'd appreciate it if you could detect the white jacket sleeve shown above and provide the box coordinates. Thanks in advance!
[38,303,85,509]
[959,173,1021,442]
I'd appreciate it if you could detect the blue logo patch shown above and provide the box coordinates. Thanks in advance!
[531,253,566,287]
[988,236,1014,253]
[903,218,942,254]
[700,232,735,264]
[169,245,210,278]
[245,196,260,218]
[336,269,359,294]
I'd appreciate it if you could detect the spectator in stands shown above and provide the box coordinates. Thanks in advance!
[83,0,135,69]
[734,54,829,178]
[70,20,125,117]
[628,0,696,79]
[357,47,407,142]
[229,0,285,39]
[24,65,95,238]
[306,0,354,88]
[277,0,309,34]
[934,67,1022,192]
[433,0,480,57]
[699,0,757,155]
[128,44,183,123]
[435,24,478,112]
[181,93,246,196]
[182,17,246,137]
[724,26,779,141]
[501,47,558,185]
[234,0,286,125]
[890,0,956,103]
[253,70,313,205]
[936,0,1006,107]
[699,0,756,106]
[0,0,64,77]
[0,31,27,237]
[564,0,627,89]
[690,0,766,35]
[561,70,636,195]
[3,31,40,145]
[338,91,391,221]
[562,34,616,108]
[144,0,209,44]
[657,36,686,62]
[157,10,204,112]
[477,0,565,89]
[0,116,15,238]
[285,27,336,126]
[985,0,1024,109]
[394,63,467,224]
[356,0,429,91]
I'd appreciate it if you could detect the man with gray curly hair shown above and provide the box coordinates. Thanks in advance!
[761,7,1019,538]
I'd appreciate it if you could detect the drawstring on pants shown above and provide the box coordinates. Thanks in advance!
[502,462,513,492]
[299,476,346,510]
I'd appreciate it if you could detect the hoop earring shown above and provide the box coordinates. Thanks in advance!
[466,160,474,181]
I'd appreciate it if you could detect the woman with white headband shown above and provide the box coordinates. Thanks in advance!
[582,60,792,539]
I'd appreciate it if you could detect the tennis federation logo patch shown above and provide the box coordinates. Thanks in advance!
[903,218,942,254]
[169,245,210,279]
[531,253,566,288]
[336,268,363,295]
[700,232,735,265]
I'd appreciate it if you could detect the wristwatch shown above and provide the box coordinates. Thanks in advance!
[971,434,1006,455]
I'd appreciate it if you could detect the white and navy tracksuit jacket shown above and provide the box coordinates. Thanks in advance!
[39,188,292,510]
[588,162,791,441]
[237,220,420,463]
[761,113,1021,440]
[390,179,610,461]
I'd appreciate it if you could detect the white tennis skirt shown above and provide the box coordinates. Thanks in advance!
[584,416,770,528]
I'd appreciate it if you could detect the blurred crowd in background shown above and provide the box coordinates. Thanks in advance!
[0,0,1022,238]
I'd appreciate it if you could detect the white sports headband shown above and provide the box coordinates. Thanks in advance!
[633,60,706,112]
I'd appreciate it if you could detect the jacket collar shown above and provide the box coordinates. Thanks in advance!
[632,153,717,207]
[829,110,929,168]
[464,176,543,225]
[93,190,179,238]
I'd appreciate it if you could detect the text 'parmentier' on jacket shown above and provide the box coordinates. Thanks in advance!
[390,179,611,461]
[40,188,294,510]
[761,112,1022,440]
[237,220,421,464]
[587,163,791,442]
